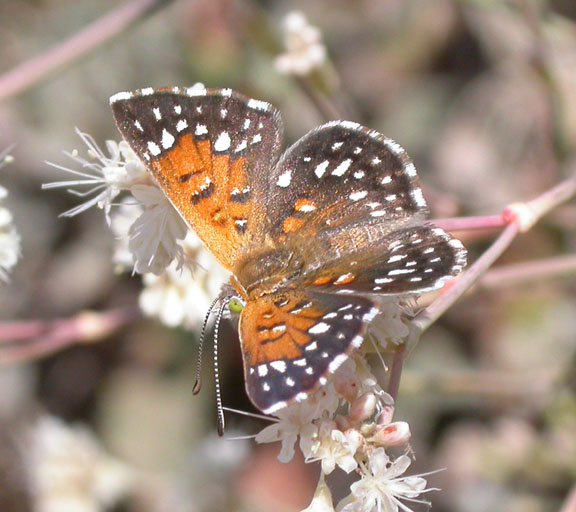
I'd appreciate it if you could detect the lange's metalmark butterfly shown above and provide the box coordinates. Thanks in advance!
[110,85,467,415]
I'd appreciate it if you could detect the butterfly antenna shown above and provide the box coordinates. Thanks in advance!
[193,295,222,395]
[213,298,230,437]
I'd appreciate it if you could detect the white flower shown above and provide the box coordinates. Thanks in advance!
[256,385,339,463]
[367,298,410,351]
[26,415,134,512]
[109,197,142,271]
[128,184,188,275]
[46,131,191,276]
[305,419,361,474]
[44,130,150,222]
[275,11,326,76]
[138,232,229,329]
[302,474,335,512]
[0,187,20,281]
[0,151,21,282]
[337,448,435,512]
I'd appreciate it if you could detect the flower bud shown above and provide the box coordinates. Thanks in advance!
[349,392,378,423]
[371,421,411,446]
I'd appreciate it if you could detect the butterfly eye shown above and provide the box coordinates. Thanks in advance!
[228,297,245,314]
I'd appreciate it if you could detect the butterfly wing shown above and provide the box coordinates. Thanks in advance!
[301,224,467,295]
[262,121,427,243]
[252,120,466,295]
[110,86,282,271]
[239,289,378,413]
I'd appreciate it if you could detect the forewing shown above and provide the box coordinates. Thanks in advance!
[302,224,467,295]
[239,290,378,414]
[264,121,427,242]
[110,86,283,270]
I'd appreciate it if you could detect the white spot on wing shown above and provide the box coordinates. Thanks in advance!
[195,124,208,136]
[270,360,287,373]
[161,129,175,149]
[411,188,427,207]
[388,268,415,276]
[384,138,405,156]
[147,141,161,156]
[328,354,348,373]
[247,98,270,111]
[176,119,188,132]
[258,364,268,377]
[315,160,329,178]
[109,91,133,103]
[263,400,287,414]
[332,158,352,176]
[277,170,292,187]
[174,105,182,114]
[334,272,354,284]
[187,83,207,96]
[110,91,134,103]
[141,87,154,96]
[214,132,231,151]
[405,162,417,177]
[308,322,330,334]
[349,190,368,201]
[153,107,161,120]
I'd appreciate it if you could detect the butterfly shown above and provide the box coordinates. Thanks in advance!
[110,85,466,415]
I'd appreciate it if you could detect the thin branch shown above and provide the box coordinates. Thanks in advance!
[386,344,406,401]
[0,307,140,364]
[408,166,576,350]
[410,222,519,344]
[560,484,576,512]
[0,0,175,104]
[478,254,576,290]
[433,214,507,232]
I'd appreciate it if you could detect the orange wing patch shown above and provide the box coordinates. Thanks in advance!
[149,134,250,270]
[239,292,324,367]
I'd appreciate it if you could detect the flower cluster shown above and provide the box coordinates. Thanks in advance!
[26,415,134,512]
[275,11,327,76]
[0,151,20,282]
[256,353,435,512]
[46,125,222,328]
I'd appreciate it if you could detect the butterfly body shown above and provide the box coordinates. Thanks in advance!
[111,86,466,414]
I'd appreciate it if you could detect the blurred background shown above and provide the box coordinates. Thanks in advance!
[0,0,575,511]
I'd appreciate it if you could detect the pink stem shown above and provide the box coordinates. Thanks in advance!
[433,215,507,232]
[387,344,406,401]
[0,307,139,364]
[479,254,576,290]
[0,0,174,103]
[411,222,520,337]
[560,484,576,512]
